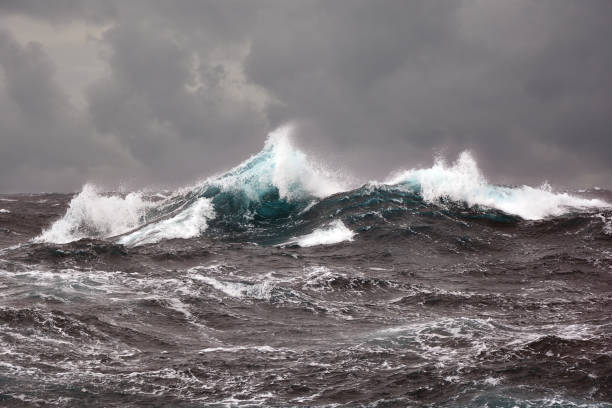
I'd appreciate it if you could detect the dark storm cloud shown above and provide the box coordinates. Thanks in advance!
[0,0,114,23]
[86,16,269,185]
[246,0,612,186]
[0,0,611,192]
[0,29,133,192]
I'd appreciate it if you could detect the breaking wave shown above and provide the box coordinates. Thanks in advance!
[35,184,151,244]
[117,197,215,246]
[36,126,610,246]
[385,151,608,220]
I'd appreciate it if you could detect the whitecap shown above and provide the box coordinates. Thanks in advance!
[118,197,214,246]
[284,220,356,247]
[386,151,610,220]
[35,184,153,244]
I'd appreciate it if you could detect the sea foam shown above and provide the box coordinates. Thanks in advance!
[205,124,347,201]
[35,184,152,244]
[285,220,356,247]
[117,197,215,246]
[386,151,609,220]
[36,125,347,245]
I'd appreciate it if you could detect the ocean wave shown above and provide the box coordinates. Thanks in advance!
[385,151,609,220]
[34,126,610,246]
[204,124,347,202]
[35,184,152,244]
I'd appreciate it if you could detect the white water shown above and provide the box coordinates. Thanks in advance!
[198,346,282,353]
[35,184,152,244]
[386,151,609,220]
[207,124,347,201]
[196,276,277,300]
[117,197,215,246]
[286,220,356,247]
[597,213,612,236]
[35,130,610,245]
[0,209,10,213]
[36,125,348,245]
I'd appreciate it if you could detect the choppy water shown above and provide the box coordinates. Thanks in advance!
[1,127,611,407]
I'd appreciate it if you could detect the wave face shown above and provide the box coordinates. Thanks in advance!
[36,126,610,247]
[206,125,346,202]
[37,125,348,246]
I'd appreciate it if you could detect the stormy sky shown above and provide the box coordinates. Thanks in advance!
[0,0,611,192]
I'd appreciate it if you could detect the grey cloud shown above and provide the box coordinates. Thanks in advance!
[0,0,114,23]
[86,11,269,186]
[0,29,135,192]
[245,0,612,186]
[0,0,611,192]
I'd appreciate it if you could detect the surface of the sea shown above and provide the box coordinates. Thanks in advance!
[1,128,611,407]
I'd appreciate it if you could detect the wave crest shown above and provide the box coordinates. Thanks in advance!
[35,184,151,244]
[35,128,610,246]
[207,125,346,202]
[386,151,608,220]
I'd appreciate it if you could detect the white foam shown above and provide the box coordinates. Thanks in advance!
[0,209,10,213]
[198,345,280,353]
[206,124,347,202]
[386,151,610,220]
[369,317,497,367]
[35,184,153,244]
[482,376,502,386]
[595,213,612,235]
[113,126,348,247]
[286,220,356,247]
[37,125,350,245]
[33,132,609,246]
[266,125,347,199]
[196,276,275,300]
[117,197,214,246]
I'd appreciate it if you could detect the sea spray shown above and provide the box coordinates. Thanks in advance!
[35,184,153,244]
[203,124,347,201]
[386,151,608,220]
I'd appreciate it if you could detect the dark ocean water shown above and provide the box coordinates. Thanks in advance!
[1,129,611,407]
